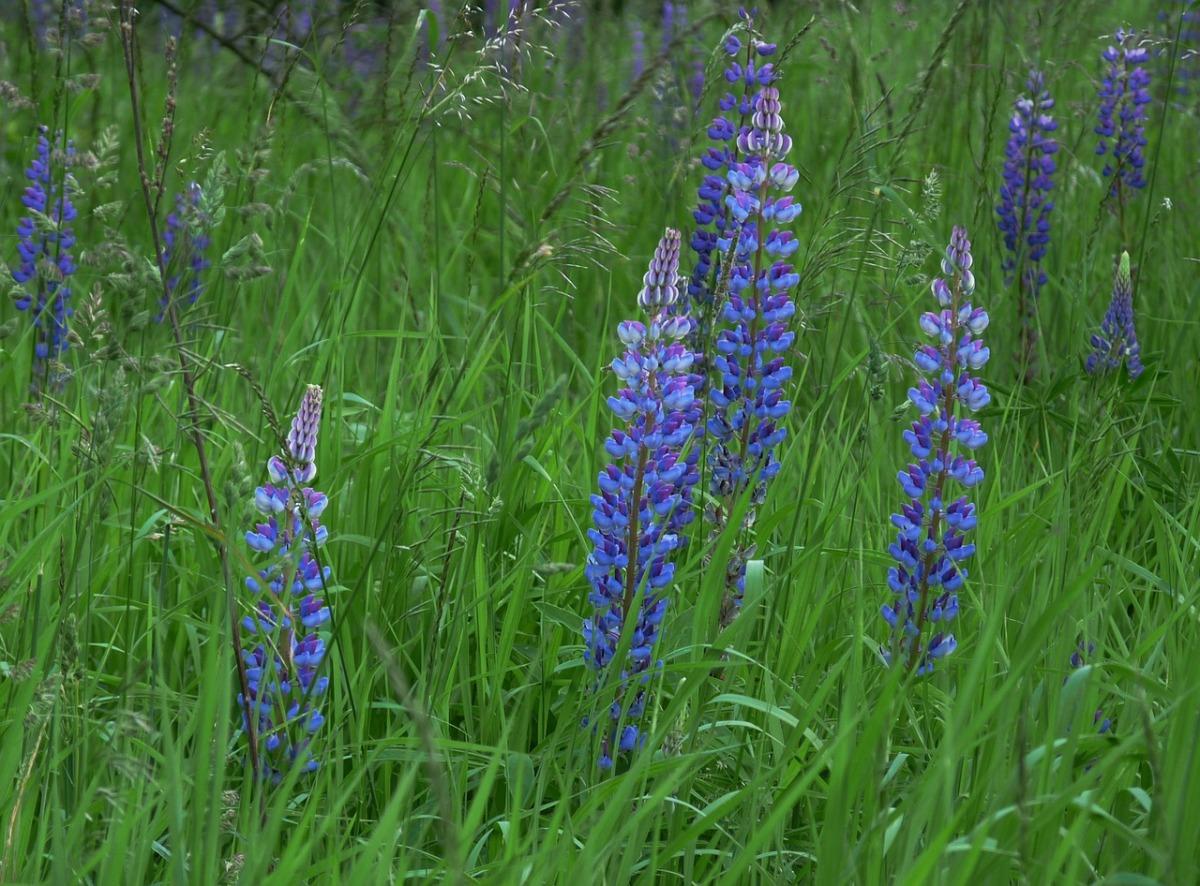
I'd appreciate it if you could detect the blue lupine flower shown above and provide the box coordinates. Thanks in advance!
[1096,29,1152,199]
[661,1,680,54]
[996,70,1057,373]
[684,13,778,352]
[704,72,799,624]
[156,182,212,321]
[583,229,700,769]
[1069,642,1113,734]
[240,385,334,779]
[883,227,990,675]
[1086,251,1143,380]
[11,126,78,387]
[631,25,646,83]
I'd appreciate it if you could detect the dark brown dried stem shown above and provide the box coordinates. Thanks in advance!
[117,1,260,778]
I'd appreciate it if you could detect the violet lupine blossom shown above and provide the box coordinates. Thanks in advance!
[240,385,333,779]
[685,19,778,367]
[1086,251,1143,380]
[661,1,680,54]
[1069,642,1113,734]
[1096,29,1152,199]
[582,229,699,770]
[705,76,799,625]
[883,227,990,675]
[631,25,646,82]
[156,182,212,321]
[996,70,1057,373]
[11,126,78,383]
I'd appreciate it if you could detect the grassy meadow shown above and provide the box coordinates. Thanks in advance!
[0,0,1198,882]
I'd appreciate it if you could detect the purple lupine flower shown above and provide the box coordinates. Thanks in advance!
[156,182,212,321]
[240,385,334,780]
[882,227,990,675]
[996,69,1057,376]
[1096,29,1152,199]
[1086,251,1143,380]
[684,16,778,388]
[631,25,646,83]
[11,126,78,385]
[582,229,700,770]
[1069,642,1113,733]
[661,1,683,53]
[704,69,799,624]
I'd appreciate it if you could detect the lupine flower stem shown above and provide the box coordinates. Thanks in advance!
[1086,251,1143,380]
[11,125,78,390]
[117,0,259,774]
[705,59,799,625]
[242,386,333,778]
[583,228,699,770]
[884,226,989,675]
[997,70,1056,380]
[1095,29,1152,244]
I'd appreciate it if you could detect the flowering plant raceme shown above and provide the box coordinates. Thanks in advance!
[11,126,78,388]
[883,227,990,675]
[685,15,778,377]
[1095,29,1151,221]
[240,385,333,779]
[157,181,212,321]
[1086,251,1144,380]
[704,69,799,625]
[582,228,699,769]
[996,70,1057,376]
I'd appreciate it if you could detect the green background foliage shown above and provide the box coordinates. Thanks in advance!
[0,1,1197,882]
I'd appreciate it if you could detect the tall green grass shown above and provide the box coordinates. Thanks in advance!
[0,1,1197,882]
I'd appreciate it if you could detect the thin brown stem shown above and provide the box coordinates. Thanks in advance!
[117,2,259,777]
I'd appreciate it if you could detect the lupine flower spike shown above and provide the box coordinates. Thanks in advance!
[704,45,799,626]
[157,182,212,321]
[883,227,990,675]
[996,70,1057,379]
[685,14,778,389]
[1095,29,1152,242]
[11,126,78,390]
[1069,642,1113,734]
[240,385,333,780]
[1086,251,1143,380]
[582,229,699,770]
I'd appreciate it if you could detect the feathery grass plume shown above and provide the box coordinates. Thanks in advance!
[582,228,699,770]
[11,125,78,390]
[1086,251,1144,380]
[996,70,1057,379]
[883,226,990,674]
[155,182,213,321]
[1095,28,1152,227]
[703,31,798,626]
[240,385,333,780]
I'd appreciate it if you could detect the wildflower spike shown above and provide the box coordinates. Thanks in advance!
[10,125,78,388]
[1096,30,1152,202]
[582,228,699,770]
[705,64,800,625]
[1086,252,1143,380]
[996,70,1057,377]
[883,227,989,675]
[240,384,333,780]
